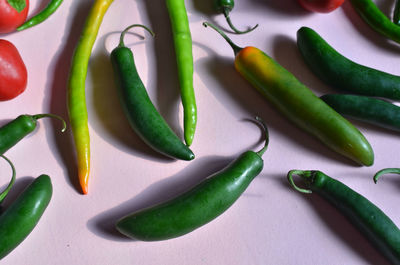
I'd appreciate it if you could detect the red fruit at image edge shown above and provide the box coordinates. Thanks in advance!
[0,0,29,34]
[298,0,345,13]
[0,39,27,101]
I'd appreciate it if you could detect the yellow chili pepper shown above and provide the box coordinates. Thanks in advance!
[67,0,114,194]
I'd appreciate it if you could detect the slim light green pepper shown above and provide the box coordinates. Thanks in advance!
[166,0,197,146]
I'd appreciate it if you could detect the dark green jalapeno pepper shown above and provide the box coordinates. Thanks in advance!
[297,26,400,100]
[321,94,400,132]
[288,170,400,264]
[110,24,194,161]
[116,117,268,241]
[0,114,66,155]
[0,174,52,260]
[213,0,258,34]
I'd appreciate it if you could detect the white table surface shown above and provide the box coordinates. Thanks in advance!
[1,0,399,264]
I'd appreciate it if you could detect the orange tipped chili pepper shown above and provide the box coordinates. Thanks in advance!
[203,22,374,166]
[67,0,114,194]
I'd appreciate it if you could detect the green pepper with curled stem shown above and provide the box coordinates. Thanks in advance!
[288,170,400,264]
[116,117,268,241]
[0,113,66,155]
[214,0,258,34]
[110,24,194,161]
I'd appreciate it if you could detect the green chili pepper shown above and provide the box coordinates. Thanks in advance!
[288,170,400,264]
[0,155,15,205]
[203,22,374,166]
[110,24,194,161]
[214,0,258,34]
[349,0,400,44]
[17,0,64,31]
[321,94,400,132]
[0,114,66,155]
[116,117,268,241]
[0,174,52,260]
[166,0,197,146]
[67,0,114,194]
[297,26,400,100]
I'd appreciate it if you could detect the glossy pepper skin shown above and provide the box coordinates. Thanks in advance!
[297,27,400,100]
[110,25,194,161]
[166,0,197,146]
[288,170,400,264]
[203,22,374,166]
[116,117,268,241]
[0,174,52,260]
[350,0,400,44]
[0,114,66,155]
[67,0,114,194]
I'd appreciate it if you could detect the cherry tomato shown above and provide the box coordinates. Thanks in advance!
[0,0,29,34]
[0,39,27,101]
[297,0,345,13]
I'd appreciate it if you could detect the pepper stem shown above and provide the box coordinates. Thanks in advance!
[118,24,155,48]
[0,155,16,204]
[202,21,243,55]
[223,8,258,34]
[373,168,400,183]
[32,113,67,132]
[287,170,313,194]
[254,116,269,156]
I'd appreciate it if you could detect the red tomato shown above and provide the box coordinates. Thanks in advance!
[0,39,27,101]
[297,0,345,13]
[0,0,29,33]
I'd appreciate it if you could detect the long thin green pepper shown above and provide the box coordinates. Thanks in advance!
[17,0,64,31]
[166,0,197,146]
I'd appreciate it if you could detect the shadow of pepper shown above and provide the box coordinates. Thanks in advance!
[276,174,392,265]
[342,1,400,52]
[43,0,93,193]
[87,155,234,241]
[246,0,309,17]
[272,34,333,96]
[0,176,34,214]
